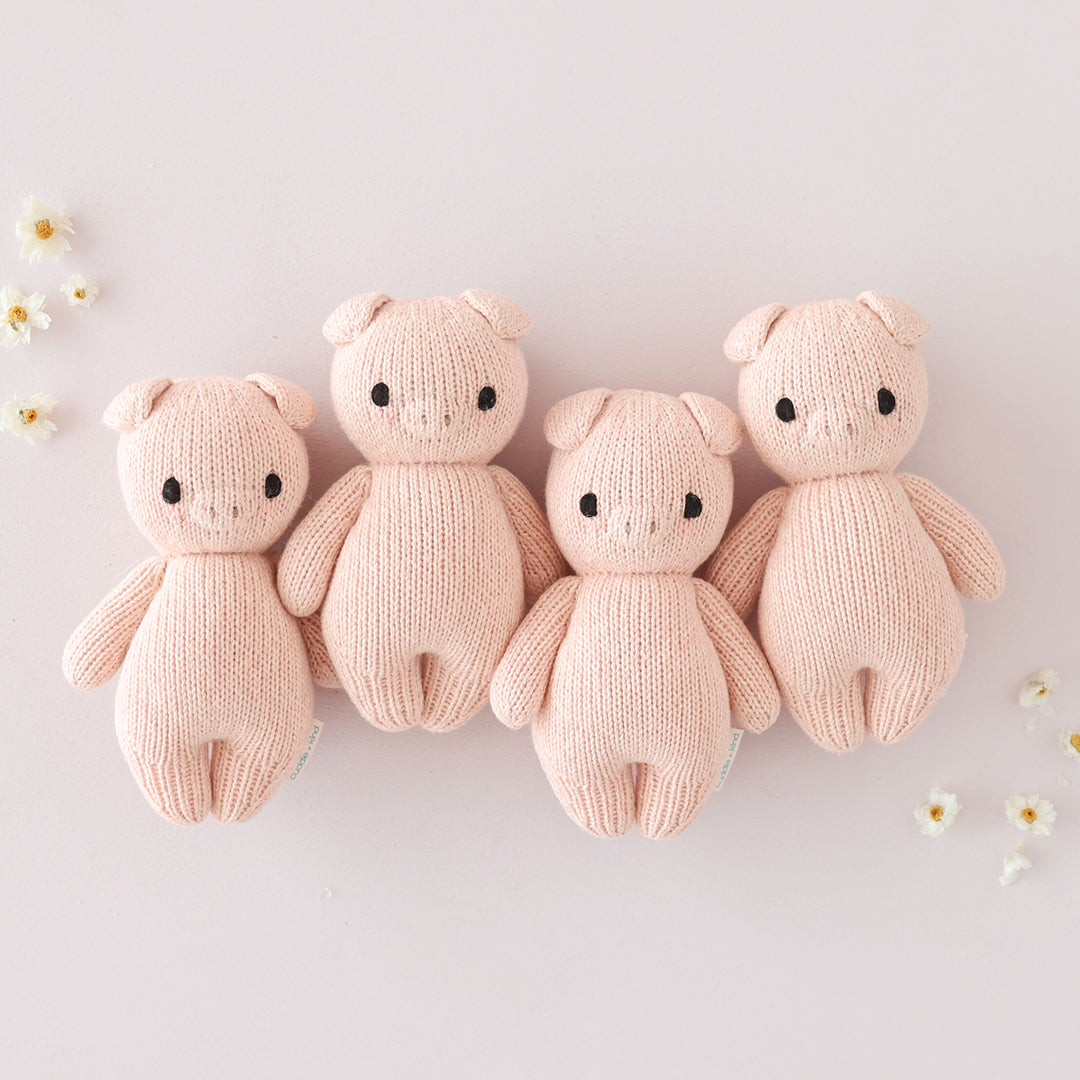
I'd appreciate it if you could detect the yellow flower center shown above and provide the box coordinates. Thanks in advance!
[929,804,945,821]
[1071,734,1080,753]
[6,305,28,324]
[19,408,38,425]
[1036,686,1047,697]
[73,288,86,300]
[35,218,54,240]
[1021,807,1038,823]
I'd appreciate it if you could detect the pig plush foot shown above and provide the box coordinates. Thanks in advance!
[211,741,298,824]
[635,765,714,839]
[786,677,866,753]
[865,670,950,746]
[419,654,490,733]
[340,659,424,731]
[547,767,635,838]
[125,747,212,825]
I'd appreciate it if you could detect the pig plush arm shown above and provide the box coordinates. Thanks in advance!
[278,465,372,617]
[898,473,1005,602]
[489,575,580,729]
[692,578,781,733]
[264,549,341,688]
[63,556,167,690]
[703,486,789,619]
[490,465,567,606]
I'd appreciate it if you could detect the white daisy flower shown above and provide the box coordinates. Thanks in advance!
[1059,730,1080,763]
[913,787,961,837]
[15,195,74,262]
[1019,669,1060,717]
[2,285,50,348]
[998,844,1032,887]
[1004,794,1056,837]
[60,272,98,308]
[1,393,58,444]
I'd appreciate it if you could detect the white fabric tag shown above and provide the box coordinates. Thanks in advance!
[714,728,743,791]
[288,719,324,782]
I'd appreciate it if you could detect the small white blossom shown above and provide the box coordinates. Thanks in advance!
[2,285,50,348]
[60,272,98,308]
[1059,730,1080,763]
[998,844,1032,887]
[914,787,961,837]
[1,393,58,444]
[1004,794,1056,837]
[15,196,74,262]
[1019,669,1060,719]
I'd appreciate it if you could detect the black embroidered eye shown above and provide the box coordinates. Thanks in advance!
[162,477,181,504]
[371,382,389,407]
[265,473,282,499]
[478,386,496,411]
[877,387,896,415]
[775,397,796,422]
[579,493,598,517]
[684,493,702,519]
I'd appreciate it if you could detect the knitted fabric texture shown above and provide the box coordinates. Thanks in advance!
[490,389,780,839]
[705,292,1005,752]
[63,375,321,824]
[277,290,565,733]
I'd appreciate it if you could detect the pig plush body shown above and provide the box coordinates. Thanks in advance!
[63,375,320,824]
[490,389,780,839]
[705,293,1005,752]
[278,291,564,733]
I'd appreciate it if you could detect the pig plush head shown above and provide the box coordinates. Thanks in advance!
[104,374,315,556]
[725,292,930,484]
[544,389,743,575]
[323,290,532,466]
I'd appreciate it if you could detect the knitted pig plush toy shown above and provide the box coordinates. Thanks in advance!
[63,375,321,824]
[705,293,1005,752]
[490,389,780,839]
[277,291,565,732]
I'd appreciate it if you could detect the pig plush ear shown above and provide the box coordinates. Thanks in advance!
[103,376,173,432]
[858,291,930,347]
[322,292,393,347]
[245,373,317,430]
[460,289,533,340]
[724,303,787,364]
[679,393,743,456]
[544,388,612,451]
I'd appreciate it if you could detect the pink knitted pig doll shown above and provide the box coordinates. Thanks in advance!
[63,375,321,824]
[705,293,1005,752]
[490,389,780,839]
[277,291,565,733]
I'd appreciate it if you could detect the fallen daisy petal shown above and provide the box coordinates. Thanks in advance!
[1004,794,1056,836]
[914,787,961,837]
[999,844,1032,887]
[2,285,50,348]
[60,272,98,308]
[1019,669,1060,718]
[15,195,74,263]
[1,393,58,444]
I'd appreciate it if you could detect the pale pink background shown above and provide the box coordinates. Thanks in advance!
[2,2,1077,1076]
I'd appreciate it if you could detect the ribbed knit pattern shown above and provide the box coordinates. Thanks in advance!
[63,375,319,823]
[706,292,1005,752]
[490,390,780,839]
[278,291,565,732]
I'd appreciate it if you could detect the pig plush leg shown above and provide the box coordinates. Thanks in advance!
[338,655,424,731]
[211,739,299,824]
[864,663,958,746]
[635,764,716,840]
[784,674,866,753]
[543,763,635,838]
[124,744,212,825]
[419,651,495,733]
